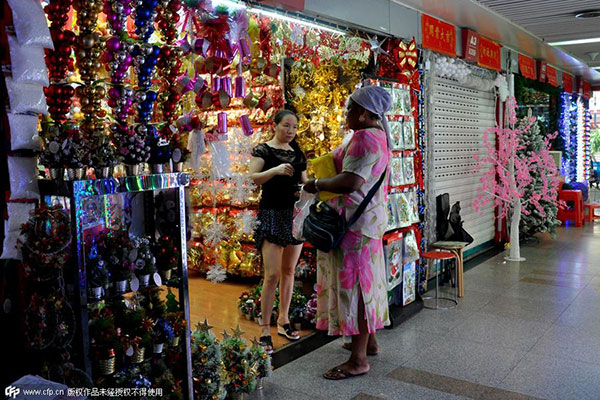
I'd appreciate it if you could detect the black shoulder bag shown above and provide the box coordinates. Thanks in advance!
[303,170,387,253]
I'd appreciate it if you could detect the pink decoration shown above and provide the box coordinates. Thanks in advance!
[473,97,561,261]
[234,76,246,98]
[239,114,253,136]
[217,112,227,134]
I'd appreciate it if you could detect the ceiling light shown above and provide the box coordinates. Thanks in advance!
[575,10,600,19]
[549,37,600,46]
[212,0,346,35]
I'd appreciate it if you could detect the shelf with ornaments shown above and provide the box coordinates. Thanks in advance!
[37,168,193,396]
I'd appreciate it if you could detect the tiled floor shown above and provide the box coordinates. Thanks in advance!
[249,222,600,400]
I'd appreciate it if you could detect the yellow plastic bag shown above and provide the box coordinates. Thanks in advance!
[309,153,341,201]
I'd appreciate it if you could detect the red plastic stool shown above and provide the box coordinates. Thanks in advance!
[422,250,458,309]
[584,203,600,223]
[558,190,584,227]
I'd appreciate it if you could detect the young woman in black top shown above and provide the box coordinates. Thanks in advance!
[249,110,307,353]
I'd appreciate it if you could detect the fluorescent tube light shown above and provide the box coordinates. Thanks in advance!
[211,0,346,35]
[549,37,600,46]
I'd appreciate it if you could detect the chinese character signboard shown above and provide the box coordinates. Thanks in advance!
[546,65,558,87]
[563,73,573,93]
[583,81,592,99]
[461,29,479,62]
[421,14,456,57]
[478,36,502,71]
[518,54,536,80]
[537,60,547,82]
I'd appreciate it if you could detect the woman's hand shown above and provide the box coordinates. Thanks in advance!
[272,163,294,176]
[304,179,318,194]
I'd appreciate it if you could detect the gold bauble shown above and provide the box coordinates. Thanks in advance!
[81,34,96,49]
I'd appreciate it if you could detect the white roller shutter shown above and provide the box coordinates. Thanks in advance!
[432,77,497,249]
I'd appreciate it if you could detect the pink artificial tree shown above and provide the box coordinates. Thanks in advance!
[473,97,561,261]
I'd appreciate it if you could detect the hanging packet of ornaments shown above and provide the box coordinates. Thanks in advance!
[395,192,412,228]
[389,156,405,187]
[402,261,416,305]
[406,190,420,224]
[383,232,403,291]
[403,230,420,264]
[388,120,405,151]
[386,195,399,231]
[403,156,415,185]
[403,118,416,150]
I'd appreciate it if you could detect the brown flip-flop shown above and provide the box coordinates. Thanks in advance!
[341,342,380,356]
[323,367,368,380]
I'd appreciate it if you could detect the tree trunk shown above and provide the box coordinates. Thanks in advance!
[506,198,526,261]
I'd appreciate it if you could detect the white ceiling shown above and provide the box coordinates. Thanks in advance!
[476,0,600,69]
[392,0,600,84]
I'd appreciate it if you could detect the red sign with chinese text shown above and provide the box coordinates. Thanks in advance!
[546,65,558,87]
[461,29,479,62]
[518,54,536,80]
[537,60,547,82]
[563,73,574,93]
[421,14,456,57]
[583,81,592,99]
[478,36,502,71]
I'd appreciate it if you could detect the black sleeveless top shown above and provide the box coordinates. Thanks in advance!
[252,142,307,210]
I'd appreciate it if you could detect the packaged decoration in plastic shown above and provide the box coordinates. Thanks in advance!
[403,230,420,264]
[7,0,54,49]
[403,156,415,185]
[398,88,411,115]
[292,190,315,241]
[1,202,36,260]
[8,156,40,200]
[406,190,420,224]
[395,192,411,228]
[402,261,416,305]
[7,35,49,86]
[389,156,405,187]
[386,197,398,231]
[5,77,48,115]
[388,120,404,151]
[383,231,403,291]
[403,118,416,150]
[8,113,40,151]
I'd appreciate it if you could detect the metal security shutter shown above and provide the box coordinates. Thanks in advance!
[432,77,496,249]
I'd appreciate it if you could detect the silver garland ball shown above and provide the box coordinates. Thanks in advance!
[136,91,147,103]
[137,125,148,135]
[113,2,124,13]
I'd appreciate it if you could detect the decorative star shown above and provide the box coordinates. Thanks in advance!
[367,34,389,65]
[196,319,213,332]
[222,330,230,340]
[231,325,245,338]
[250,337,261,348]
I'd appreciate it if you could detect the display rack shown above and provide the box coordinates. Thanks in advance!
[38,172,193,398]
[364,77,423,307]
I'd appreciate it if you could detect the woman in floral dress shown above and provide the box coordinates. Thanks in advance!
[304,86,392,380]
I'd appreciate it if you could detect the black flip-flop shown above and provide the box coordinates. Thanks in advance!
[323,367,368,380]
[259,335,274,355]
[341,342,380,356]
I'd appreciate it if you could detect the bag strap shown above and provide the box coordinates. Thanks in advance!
[347,168,387,228]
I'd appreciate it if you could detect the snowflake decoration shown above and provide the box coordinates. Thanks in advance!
[206,263,227,283]
[203,220,227,247]
[235,210,257,236]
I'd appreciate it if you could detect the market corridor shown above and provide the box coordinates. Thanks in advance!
[250,223,600,400]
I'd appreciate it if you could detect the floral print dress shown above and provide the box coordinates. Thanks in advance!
[316,128,391,336]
